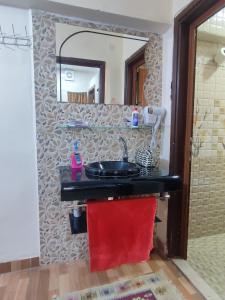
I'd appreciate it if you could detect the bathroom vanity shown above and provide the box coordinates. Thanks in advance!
[33,9,177,263]
[59,165,181,201]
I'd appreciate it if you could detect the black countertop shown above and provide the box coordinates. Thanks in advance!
[59,165,182,201]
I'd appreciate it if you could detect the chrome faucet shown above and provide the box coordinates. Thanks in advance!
[119,137,128,162]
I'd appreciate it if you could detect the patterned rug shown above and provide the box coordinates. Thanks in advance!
[54,272,185,300]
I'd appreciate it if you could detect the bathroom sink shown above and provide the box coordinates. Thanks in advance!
[85,161,140,178]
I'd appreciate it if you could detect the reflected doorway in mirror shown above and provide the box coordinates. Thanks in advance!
[125,45,148,106]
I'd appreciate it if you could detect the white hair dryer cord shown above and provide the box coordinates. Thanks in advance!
[149,107,166,150]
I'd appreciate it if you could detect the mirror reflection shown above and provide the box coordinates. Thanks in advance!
[56,23,148,105]
[56,57,105,104]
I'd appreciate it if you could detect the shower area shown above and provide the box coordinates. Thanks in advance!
[188,7,225,299]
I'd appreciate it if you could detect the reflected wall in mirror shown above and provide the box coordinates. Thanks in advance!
[56,23,148,105]
[56,57,105,104]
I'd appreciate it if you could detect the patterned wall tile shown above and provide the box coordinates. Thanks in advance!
[189,39,225,239]
[32,10,163,263]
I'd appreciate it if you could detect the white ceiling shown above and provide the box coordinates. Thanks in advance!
[49,0,172,24]
[0,0,170,33]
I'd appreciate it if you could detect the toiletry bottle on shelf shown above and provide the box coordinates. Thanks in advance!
[132,107,139,128]
[71,140,83,170]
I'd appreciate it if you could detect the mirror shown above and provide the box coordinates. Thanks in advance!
[56,23,148,105]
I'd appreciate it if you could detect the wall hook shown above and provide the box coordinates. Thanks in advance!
[0,23,32,49]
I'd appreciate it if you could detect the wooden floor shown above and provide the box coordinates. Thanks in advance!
[0,253,204,300]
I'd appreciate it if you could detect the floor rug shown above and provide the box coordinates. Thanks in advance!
[54,271,185,300]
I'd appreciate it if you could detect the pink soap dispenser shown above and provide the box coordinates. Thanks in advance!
[71,140,83,170]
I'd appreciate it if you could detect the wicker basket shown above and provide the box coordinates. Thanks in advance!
[135,146,155,168]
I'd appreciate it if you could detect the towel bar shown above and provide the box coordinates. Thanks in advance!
[70,206,162,235]
[72,193,170,209]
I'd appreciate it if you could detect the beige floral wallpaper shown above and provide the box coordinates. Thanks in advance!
[32,10,163,264]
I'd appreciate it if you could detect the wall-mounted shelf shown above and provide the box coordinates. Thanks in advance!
[58,124,153,130]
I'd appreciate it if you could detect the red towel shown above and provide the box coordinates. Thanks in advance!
[87,197,157,272]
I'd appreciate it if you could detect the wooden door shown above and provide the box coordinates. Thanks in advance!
[124,45,146,105]
[137,66,148,106]
[169,0,225,258]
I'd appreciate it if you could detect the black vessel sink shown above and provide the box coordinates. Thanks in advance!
[85,161,140,178]
[59,166,182,201]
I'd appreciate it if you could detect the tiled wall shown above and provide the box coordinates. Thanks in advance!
[189,38,225,238]
[199,8,225,38]
[32,10,163,263]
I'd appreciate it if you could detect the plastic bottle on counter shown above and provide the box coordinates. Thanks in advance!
[71,140,83,170]
[132,107,139,128]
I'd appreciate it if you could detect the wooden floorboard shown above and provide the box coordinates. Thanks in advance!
[0,253,205,300]
[0,257,39,274]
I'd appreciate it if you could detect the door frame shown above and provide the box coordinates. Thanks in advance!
[169,0,225,258]
[124,45,146,105]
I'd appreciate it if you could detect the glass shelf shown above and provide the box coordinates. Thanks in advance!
[58,124,153,130]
